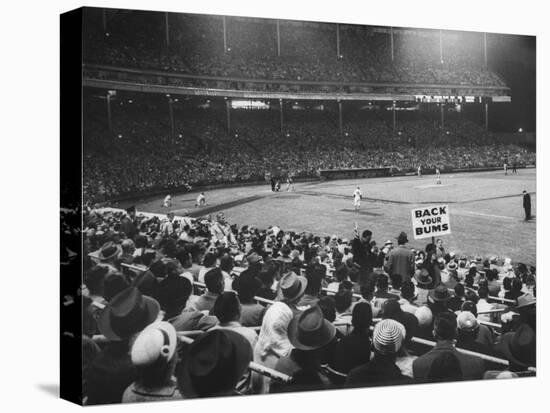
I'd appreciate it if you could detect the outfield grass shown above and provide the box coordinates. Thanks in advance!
[116,168,536,266]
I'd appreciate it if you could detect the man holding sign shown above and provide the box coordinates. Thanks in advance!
[411,205,451,240]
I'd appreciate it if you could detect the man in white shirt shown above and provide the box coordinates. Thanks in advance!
[162,194,172,208]
[195,192,206,208]
[352,186,363,211]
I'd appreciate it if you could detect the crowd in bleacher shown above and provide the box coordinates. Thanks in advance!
[83,12,506,88]
[78,206,536,404]
[83,105,535,203]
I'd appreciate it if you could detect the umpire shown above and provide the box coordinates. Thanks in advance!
[523,190,532,220]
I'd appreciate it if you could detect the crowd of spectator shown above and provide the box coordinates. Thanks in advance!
[83,11,506,88]
[75,205,536,404]
[83,102,535,203]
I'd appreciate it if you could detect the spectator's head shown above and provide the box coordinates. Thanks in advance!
[415,305,433,329]
[304,265,323,296]
[397,232,408,245]
[104,272,130,301]
[98,241,121,263]
[334,290,353,314]
[121,239,135,255]
[85,266,108,296]
[351,302,372,332]
[156,276,192,318]
[132,270,158,298]
[177,330,252,398]
[433,312,458,341]
[360,278,376,301]
[318,296,337,322]
[212,292,241,324]
[277,272,307,304]
[233,274,261,304]
[287,305,336,351]
[203,252,217,268]
[361,230,372,243]
[372,319,405,357]
[334,264,349,283]
[205,268,224,295]
[219,254,234,273]
[461,301,478,317]
[478,286,489,299]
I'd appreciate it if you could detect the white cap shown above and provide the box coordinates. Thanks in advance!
[131,321,177,366]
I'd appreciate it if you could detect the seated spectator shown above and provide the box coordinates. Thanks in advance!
[177,330,253,398]
[456,311,492,355]
[412,312,485,380]
[122,322,181,403]
[327,265,349,293]
[298,264,324,308]
[210,292,258,349]
[428,284,454,318]
[346,319,411,388]
[334,290,354,335]
[271,306,336,393]
[414,269,433,306]
[448,283,465,312]
[194,268,225,313]
[220,254,236,291]
[232,274,266,327]
[399,280,419,315]
[389,274,403,296]
[330,302,373,374]
[476,286,494,323]
[117,239,136,267]
[252,302,294,394]
[198,252,217,283]
[276,271,308,315]
[256,265,277,302]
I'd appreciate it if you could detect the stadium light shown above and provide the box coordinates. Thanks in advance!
[518,128,523,133]
[128,100,133,104]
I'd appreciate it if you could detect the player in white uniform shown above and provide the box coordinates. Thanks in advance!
[435,168,441,184]
[162,194,172,208]
[503,161,508,176]
[286,176,295,192]
[195,192,206,208]
[417,165,422,177]
[352,186,363,211]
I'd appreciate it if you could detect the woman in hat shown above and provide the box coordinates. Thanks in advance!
[122,322,182,403]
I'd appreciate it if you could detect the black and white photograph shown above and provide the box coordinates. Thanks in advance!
[57,4,541,406]
[0,1,537,411]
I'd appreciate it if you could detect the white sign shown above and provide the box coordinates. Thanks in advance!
[411,205,451,240]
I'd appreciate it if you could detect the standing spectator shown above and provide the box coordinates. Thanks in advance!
[386,232,415,282]
[346,319,411,388]
[351,229,374,274]
[120,206,138,239]
[412,312,485,380]
[523,190,531,220]
[276,271,308,315]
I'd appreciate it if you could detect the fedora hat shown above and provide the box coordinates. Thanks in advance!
[287,305,336,350]
[277,271,307,303]
[429,284,452,302]
[516,293,536,309]
[415,269,433,286]
[98,241,121,261]
[131,321,178,366]
[98,287,160,341]
[178,330,252,398]
[396,232,408,243]
[497,324,536,368]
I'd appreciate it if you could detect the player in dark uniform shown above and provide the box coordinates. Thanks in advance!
[523,190,531,220]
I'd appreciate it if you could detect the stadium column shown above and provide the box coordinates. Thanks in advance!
[336,24,340,57]
[484,33,488,66]
[276,20,281,56]
[392,100,396,131]
[165,12,170,48]
[279,99,284,133]
[440,103,445,129]
[390,27,394,62]
[106,90,115,131]
[338,100,343,135]
[102,8,107,34]
[439,29,443,63]
[485,102,489,130]
[167,94,175,135]
[225,97,231,132]
[223,16,228,53]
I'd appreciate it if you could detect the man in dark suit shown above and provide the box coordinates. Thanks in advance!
[412,312,485,380]
[351,228,374,274]
[120,206,138,239]
[523,190,531,220]
[385,232,415,283]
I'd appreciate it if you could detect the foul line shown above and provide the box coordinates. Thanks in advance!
[452,210,517,220]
